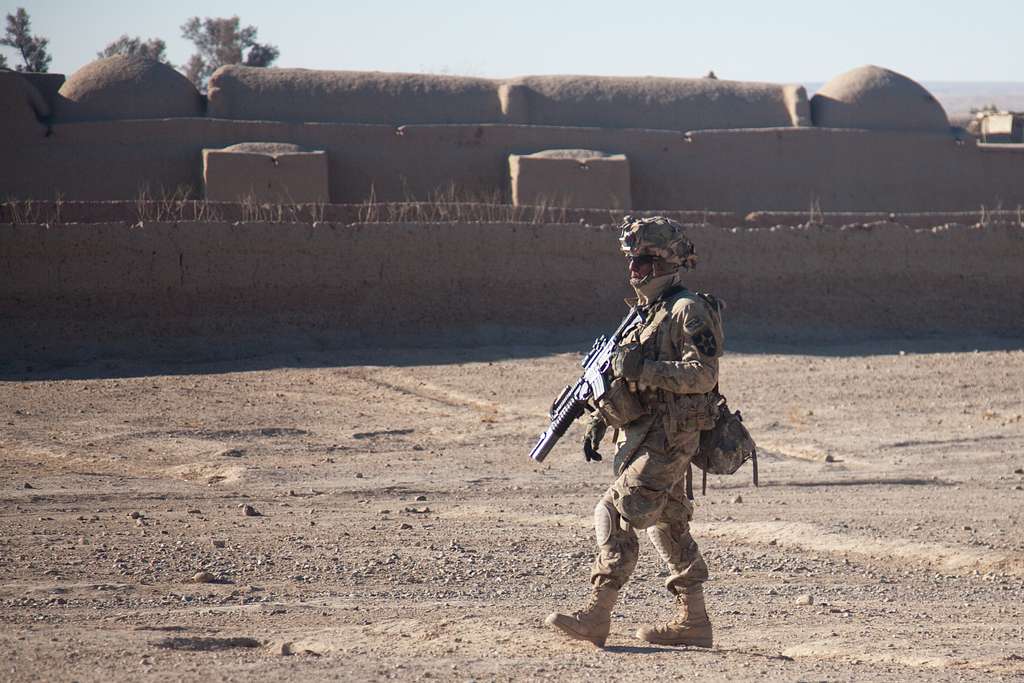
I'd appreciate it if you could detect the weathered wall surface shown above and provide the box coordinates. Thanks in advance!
[205,67,807,130]
[207,67,503,125]
[5,120,1024,212]
[1,71,49,139]
[4,63,1023,212]
[499,76,807,130]
[202,146,329,203]
[509,149,631,209]
[2,221,1021,362]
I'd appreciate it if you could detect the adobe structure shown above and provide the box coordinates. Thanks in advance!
[3,56,1024,212]
[3,57,1024,366]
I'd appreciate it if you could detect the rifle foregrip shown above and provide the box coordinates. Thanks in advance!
[529,400,584,462]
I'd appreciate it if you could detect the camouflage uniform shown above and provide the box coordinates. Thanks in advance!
[592,284,722,594]
[546,216,722,648]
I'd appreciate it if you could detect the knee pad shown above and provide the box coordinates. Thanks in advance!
[594,498,620,546]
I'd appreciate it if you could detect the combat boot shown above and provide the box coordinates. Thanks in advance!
[544,585,619,647]
[635,585,713,647]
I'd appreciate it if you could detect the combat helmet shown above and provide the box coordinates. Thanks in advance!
[618,215,697,271]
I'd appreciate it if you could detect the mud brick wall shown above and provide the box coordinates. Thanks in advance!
[6,120,1024,212]
[1,221,1021,363]
[7,62,1024,212]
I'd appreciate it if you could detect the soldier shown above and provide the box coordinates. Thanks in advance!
[545,215,724,648]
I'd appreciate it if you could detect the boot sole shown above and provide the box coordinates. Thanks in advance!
[635,629,712,648]
[545,616,608,647]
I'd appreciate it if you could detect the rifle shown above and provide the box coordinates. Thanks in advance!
[529,306,645,462]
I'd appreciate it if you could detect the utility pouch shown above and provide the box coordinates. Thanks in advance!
[664,392,720,434]
[596,377,647,428]
[693,397,758,480]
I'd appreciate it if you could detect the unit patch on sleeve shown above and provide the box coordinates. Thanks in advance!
[693,328,718,357]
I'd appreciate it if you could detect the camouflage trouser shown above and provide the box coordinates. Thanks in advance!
[590,427,709,594]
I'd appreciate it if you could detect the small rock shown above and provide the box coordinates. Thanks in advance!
[354,473,364,479]
[824,454,836,463]
[23,482,33,489]
[241,504,261,517]
[218,448,245,458]
[275,641,294,656]
[796,594,814,606]
[962,525,972,531]
[415,495,427,502]
[128,511,143,520]
[399,523,413,530]
[192,571,216,583]
[731,495,743,504]
[1014,468,1024,475]
[211,539,226,548]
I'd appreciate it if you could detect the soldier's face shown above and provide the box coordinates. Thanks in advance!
[628,255,654,281]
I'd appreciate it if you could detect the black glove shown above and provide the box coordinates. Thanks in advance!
[610,343,645,380]
[582,415,607,462]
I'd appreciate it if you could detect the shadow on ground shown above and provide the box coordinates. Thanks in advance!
[1,329,1021,382]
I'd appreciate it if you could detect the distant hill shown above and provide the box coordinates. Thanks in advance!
[805,81,1024,117]
[923,82,1024,115]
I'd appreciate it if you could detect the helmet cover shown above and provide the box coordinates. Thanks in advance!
[618,215,697,270]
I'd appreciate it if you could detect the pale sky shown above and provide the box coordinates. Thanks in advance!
[9,0,1024,83]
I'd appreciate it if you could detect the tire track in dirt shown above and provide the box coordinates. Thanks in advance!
[694,520,1024,577]
[453,506,1024,577]
[778,638,1024,674]
[344,369,500,415]
[756,440,870,467]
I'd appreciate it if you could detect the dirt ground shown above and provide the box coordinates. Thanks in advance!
[2,340,1023,682]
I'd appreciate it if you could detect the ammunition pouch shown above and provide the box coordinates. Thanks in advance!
[595,377,647,428]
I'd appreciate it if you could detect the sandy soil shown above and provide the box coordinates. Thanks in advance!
[1,342,1023,682]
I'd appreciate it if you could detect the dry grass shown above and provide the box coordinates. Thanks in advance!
[135,185,224,223]
[2,193,64,224]
[353,181,605,224]
[6,184,1022,229]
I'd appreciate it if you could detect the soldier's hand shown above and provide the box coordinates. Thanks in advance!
[610,344,645,380]
[582,415,607,463]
